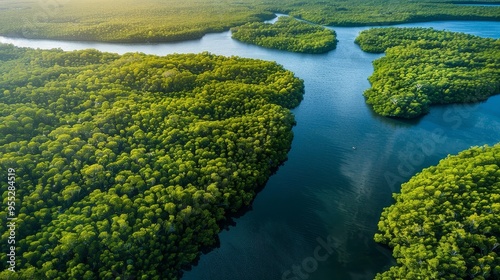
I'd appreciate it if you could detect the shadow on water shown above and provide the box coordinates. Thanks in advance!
[180,154,291,276]
[365,105,424,128]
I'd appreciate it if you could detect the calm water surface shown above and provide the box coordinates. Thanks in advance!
[2,20,500,280]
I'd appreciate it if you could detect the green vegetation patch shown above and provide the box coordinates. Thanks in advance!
[375,144,500,279]
[0,44,304,279]
[0,0,499,42]
[231,16,337,53]
[0,0,274,43]
[355,27,500,118]
[285,0,500,27]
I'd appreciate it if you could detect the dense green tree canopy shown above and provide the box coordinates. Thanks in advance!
[285,0,500,27]
[355,27,500,118]
[231,16,337,54]
[0,44,304,279]
[375,144,500,279]
[0,0,499,42]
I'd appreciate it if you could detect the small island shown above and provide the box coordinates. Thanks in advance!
[375,143,500,279]
[231,16,337,54]
[355,27,500,118]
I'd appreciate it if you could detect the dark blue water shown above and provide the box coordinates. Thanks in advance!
[2,20,500,280]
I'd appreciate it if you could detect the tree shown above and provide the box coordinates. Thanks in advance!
[375,144,500,279]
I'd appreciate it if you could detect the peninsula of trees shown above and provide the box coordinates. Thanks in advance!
[375,144,500,279]
[0,44,304,279]
[355,27,500,118]
[0,0,499,42]
[231,17,337,54]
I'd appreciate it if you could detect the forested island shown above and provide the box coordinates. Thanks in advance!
[355,28,500,118]
[0,0,499,42]
[231,17,337,54]
[0,44,304,279]
[375,144,500,279]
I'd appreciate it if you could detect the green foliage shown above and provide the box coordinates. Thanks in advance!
[231,16,337,53]
[355,27,500,118]
[285,0,500,27]
[0,0,499,42]
[0,0,275,43]
[0,44,304,279]
[375,144,500,279]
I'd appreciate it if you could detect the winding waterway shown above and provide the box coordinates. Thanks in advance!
[2,20,500,280]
